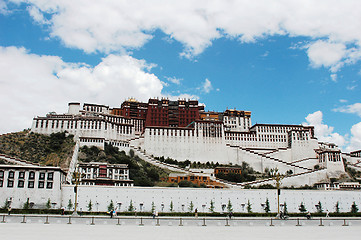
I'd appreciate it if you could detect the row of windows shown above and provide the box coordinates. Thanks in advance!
[257,126,304,133]
[149,129,195,137]
[0,171,53,181]
[0,179,53,189]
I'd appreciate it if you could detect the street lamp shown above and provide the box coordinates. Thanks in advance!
[72,168,84,215]
[271,171,284,218]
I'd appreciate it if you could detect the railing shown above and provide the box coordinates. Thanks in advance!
[1,215,360,227]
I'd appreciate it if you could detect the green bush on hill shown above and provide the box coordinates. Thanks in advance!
[0,130,75,168]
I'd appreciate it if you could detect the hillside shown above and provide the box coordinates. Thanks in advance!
[0,130,75,169]
[79,143,170,186]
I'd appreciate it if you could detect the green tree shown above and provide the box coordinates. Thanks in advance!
[351,201,358,213]
[209,200,215,213]
[170,201,174,212]
[188,201,194,212]
[264,198,270,213]
[67,199,73,211]
[87,200,93,211]
[46,198,51,209]
[299,202,307,213]
[335,201,340,213]
[151,201,156,213]
[128,200,134,212]
[3,199,11,210]
[23,198,30,210]
[227,199,233,213]
[108,200,114,212]
[316,201,323,213]
[247,199,252,213]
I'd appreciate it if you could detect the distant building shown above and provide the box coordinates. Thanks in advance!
[167,172,224,188]
[78,162,133,186]
[315,182,361,190]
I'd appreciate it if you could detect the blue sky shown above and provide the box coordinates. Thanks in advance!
[0,0,361,151]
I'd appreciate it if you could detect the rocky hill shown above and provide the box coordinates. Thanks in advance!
[0,130,75,169]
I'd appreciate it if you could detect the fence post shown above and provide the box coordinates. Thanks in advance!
[1,215,5,223]
[179,218,183,226]
[44,215,49,224]
[139,217,144,226]
[21,215,26,223]
[91,216,95,225]
[116,218,121,225]
[156,218,160,226]
[319,218,324,226]
[225,218,230,226]
[67,216,72,224]
[296,218,301,226]
[202,218,206,226]
[270,218,274,226]
[342,219,348,226]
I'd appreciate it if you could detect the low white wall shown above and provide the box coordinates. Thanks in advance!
[61,185,361,213]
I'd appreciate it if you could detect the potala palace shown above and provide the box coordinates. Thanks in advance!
[30,98,358,188]
[2,98,361,212]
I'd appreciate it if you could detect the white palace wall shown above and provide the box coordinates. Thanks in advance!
[61,185,361,213]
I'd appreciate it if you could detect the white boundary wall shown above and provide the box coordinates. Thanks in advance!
[62,186,361,213]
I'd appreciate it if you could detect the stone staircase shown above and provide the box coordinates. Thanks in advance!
[229,145,312,172]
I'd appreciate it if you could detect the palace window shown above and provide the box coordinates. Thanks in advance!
[7,180,14,188]
[18,180,24,188]
[19,172,25,179]
[28,181,34,188]
[46,182,53,189]
[38,181,45,188]
[47,172,54,180]
[39,172,45,180]
[8,171,14,179]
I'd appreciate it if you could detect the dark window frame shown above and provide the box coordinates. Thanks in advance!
[46,182,53,189]
[7,180,14,188]
[38,181,45,188]
[29,172,35,180]
[18,180,24,188]
[19,172,25,179]
[39,172,45,180]
[28,181,34,188]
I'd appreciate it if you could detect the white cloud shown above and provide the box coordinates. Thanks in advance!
[202,78,212,93]
[339,99,348,103]
[330,74,337,82]
[6,0,361,67]
[27,5,49,24]
[306,40,346,72]
[333,103,361,118]
[166,76,182,85]
[346,85,357,91]
[347,122,361,152]
[0,46,164,133]
[303,111,346,148]
[0,1,9,14]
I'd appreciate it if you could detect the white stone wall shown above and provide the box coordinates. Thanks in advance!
[61,185,361,213]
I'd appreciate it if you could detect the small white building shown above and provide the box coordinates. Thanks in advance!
[0,164,66,209]
[78,162,133,187]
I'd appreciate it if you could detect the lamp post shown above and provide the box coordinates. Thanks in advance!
[273,172,284,217]
[72,169,83,215]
